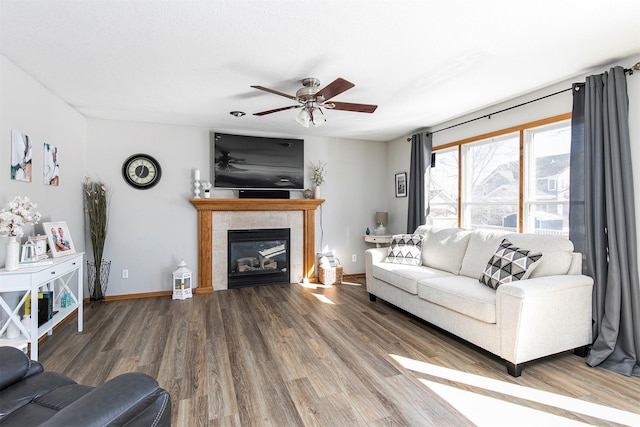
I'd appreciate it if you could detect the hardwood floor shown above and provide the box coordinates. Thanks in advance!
[39,279,640,426]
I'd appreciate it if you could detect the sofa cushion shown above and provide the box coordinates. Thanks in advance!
[421,227,472,274]
[505,233,573,278]
[413,225,431,235]
[372,263,452,295]
[417,276,497,324]
[459,229,511,278]
[479,239,542,289]
[385,234,424,266]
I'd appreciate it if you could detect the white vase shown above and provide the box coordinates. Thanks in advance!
[5,236,20,271]
[314,186,321,199]
[21,315,31,337]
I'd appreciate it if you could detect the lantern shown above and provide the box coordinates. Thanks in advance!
[172,260,193,300]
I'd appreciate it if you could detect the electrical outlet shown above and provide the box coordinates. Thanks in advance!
[122,269,129,279]
[352,254,357,263]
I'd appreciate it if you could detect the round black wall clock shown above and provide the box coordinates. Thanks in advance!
[122,153,162,189]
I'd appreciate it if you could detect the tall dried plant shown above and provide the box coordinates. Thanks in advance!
[82,178,109,299]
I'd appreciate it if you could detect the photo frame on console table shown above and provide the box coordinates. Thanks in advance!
[395,172,407,198]
[43,221,76,257]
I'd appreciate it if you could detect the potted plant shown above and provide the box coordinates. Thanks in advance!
[82,178,110,301]
[310,161,326,199]
[0,196,41,271]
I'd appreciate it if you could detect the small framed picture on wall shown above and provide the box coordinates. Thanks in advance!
[395,172,407,198]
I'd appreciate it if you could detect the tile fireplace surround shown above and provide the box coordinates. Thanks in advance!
[190,198,324,292]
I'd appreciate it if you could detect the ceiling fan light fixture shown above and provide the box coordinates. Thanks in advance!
[296,108,311,127]
[311,107,326,127]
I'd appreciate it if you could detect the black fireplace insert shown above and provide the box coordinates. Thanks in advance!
[227,228,290,288]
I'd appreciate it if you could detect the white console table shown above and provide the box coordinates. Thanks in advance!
[0,252,83,361]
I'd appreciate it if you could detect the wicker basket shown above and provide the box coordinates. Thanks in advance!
[318,265,343,285]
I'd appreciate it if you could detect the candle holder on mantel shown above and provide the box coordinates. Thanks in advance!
[193,169,201,198]
[193,180,201,198]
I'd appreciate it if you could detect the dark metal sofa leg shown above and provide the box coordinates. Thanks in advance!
[369,293,377,302]
[506,362,522,377]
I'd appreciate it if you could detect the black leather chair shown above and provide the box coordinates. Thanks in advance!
[0,346,171,426]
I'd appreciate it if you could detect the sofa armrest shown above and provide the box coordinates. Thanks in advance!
[40,372,171,427]
[365,247,388,285]
[0,346,44,390]
[365,247,388,265]
[497,274,594,365]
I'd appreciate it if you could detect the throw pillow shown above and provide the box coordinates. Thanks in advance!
[385,234,424,266]
[479,239,542,289]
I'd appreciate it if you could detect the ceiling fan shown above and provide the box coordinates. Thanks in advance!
[251,77,378,127]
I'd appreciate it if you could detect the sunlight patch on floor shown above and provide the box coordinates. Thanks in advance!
[311,293,335,305]
[390,354,640,426]
[422,379,590,427]
[297,280,332,289]
[336,280,362,287]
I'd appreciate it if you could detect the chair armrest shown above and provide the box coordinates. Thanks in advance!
[0,346,44,390]
[41,372,171,427]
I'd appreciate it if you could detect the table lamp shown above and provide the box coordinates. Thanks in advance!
[375,211,388,235]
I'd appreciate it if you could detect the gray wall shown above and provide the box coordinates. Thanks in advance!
[85,120,387,294]
[1,52,388,296]
[0,56,86,263]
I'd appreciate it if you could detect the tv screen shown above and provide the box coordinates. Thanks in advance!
[213,133,304,190]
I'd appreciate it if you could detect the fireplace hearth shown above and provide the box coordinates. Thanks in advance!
[228,228,290,288]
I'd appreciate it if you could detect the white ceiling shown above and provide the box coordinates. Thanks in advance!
[1,1,639,142]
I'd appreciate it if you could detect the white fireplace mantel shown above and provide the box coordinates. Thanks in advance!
[190,198,324,292]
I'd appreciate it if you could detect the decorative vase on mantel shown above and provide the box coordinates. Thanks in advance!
[313,186,321,199]
[5,236,20,271]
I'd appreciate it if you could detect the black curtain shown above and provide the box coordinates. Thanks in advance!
[407,131,432,233]
[569,66,640,376]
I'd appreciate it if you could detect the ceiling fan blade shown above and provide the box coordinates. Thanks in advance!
[329,102,378,113]
[315,78,355,101]
[251,85,297,101]
[253,105,300,116]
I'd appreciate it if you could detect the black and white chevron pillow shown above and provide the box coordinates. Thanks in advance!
[385,234,424,266]
[480,239,542,289]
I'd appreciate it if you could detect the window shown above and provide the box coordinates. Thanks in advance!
[523,121,571,236]
[429,147,458,228]
[462,133,520,231]
[429,114,571,235]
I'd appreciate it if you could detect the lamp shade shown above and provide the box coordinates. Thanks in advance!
[375,211,388,225]
[311,107,326,127]
[296,108,311,127]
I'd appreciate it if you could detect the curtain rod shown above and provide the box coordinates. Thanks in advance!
[407,61,640,141]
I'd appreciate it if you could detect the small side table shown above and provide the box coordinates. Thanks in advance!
[364,234,393,248]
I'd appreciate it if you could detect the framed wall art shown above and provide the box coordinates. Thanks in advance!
[43,221,76,257]
[395,172,407,198]
[43,142,60,186]
[11,129,32,182]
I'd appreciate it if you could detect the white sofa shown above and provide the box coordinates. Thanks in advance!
[365,226,594,376]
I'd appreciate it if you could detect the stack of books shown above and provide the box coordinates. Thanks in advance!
[24,291,58,327]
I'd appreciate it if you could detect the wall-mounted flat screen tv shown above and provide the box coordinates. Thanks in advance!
[213,132,304,190]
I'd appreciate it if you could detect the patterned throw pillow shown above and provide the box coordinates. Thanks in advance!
[479,239,543,289]
[385,234,424,266]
